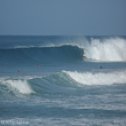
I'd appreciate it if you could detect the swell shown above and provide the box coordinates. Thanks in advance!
[0,70,126,96]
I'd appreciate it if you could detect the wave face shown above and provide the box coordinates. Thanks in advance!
[0,72,76,96]
[0,70,126,96]
[0,37,126,64]
[0,46,83,66]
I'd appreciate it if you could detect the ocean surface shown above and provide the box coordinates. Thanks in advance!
[0,36,126,126]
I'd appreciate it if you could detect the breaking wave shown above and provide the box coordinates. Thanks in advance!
[84,38,126,62]
[39,37,125,62]
[63,70,126,85]
[0,37,126,64]
[0,79,34,95]
[0,70,126,96]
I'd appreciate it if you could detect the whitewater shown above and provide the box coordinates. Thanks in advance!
[0,36,126,126]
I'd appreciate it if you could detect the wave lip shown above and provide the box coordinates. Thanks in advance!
[63,70,126,85]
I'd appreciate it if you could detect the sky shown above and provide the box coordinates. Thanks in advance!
[0,0,126,35]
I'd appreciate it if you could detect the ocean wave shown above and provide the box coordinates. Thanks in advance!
[0,72,75,96]
[0,37,126,63]
[0,70,126,96]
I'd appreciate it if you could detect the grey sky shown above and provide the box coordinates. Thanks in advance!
[0,0,126,35]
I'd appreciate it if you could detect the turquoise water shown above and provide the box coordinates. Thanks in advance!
[0,36,126,126]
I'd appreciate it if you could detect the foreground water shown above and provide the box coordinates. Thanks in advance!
[0,36,126,126]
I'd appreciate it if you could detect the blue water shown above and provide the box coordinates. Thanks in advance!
[0,36,126,126]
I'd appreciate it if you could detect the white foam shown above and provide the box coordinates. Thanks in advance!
[84,38,126,62]
[64,70,126,85]
[0,79,34,94]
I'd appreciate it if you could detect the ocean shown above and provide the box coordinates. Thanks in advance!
[0,36,126,126]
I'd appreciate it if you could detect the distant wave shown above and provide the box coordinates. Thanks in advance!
[0,70,126,96]
[0,37,126,63]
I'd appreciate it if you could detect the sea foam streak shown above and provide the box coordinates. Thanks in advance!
[64,70,126,85]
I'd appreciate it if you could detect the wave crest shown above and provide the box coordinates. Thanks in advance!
[64,70,126,85]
